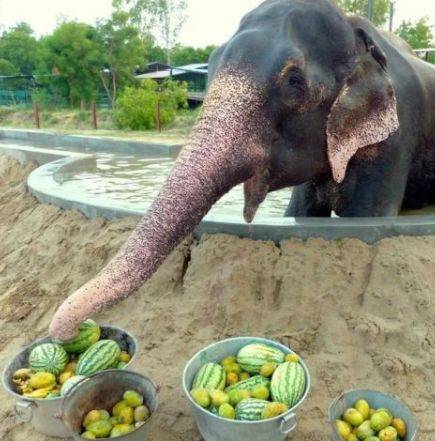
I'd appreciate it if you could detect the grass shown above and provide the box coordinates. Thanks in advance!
[0,106,200,144]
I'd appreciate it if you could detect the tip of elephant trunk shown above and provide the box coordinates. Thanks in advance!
[243,206,257,224]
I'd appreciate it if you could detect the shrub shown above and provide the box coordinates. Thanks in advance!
[114,79,188,130]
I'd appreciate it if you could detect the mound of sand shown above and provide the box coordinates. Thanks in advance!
[0,155,434,440]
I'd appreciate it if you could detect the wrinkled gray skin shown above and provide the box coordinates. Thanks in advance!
[49,0,435,339]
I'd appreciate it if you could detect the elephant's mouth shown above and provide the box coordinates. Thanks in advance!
[243,167,271,223]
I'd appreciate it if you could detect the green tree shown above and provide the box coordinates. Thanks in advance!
[113,0,187,65]
[0,58,18,75]
[39,22,104,107]
[336,0,389,26]
[97,11,145,107]
[114,78,187,130]
[0,23,39,74]
[171,45,216,66]
[396,17,434,49]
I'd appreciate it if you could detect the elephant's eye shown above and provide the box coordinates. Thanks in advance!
[286,68,306,91]
[279,67,308,108]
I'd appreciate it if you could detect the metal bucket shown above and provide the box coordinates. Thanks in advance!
[329,389,418,441]
[2,325,137,438]
[61,369,158,441]
[182,336,311,441]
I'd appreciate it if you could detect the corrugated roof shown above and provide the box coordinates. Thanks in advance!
[136,63,208,80]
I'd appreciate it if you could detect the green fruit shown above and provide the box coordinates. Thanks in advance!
[119,351,131,363]
[29,372,56,389]
[112,401,129,417]
[123,390,144,407]
[270,362,306,408]
[376,408,393,419]
[134,405,150,422]
[29,343,69,375]
[260,362,277,378]
[284,353,300,363]
[192,363,226,391]
[261,402,288,420]
[60,375,86,396]
[110,416,120,426]
[250,385,270,400]
[356,420,375,440]
[228,389,251,407]
[235,398,270,421]
[343,408,364,427]
[116,362,127,369]
[82,432,96,440]
[378,426,398,441]
[110,424,134,438]
[218,403,235,419]
[190,388,211,408]
[99,410,110,421]
[226,373,239,386]
[224,362,242,375]
[87,420,113,438]
[237,344,285,374]
[239,372,250,381]
[53,319,101,354]
[371,410,393,432]
[354,399,370,420]
[220,356,237,367]
[335,420,352,439]
[83,410,102,428]
[209,390,230,407]
[364,438,380,441]
[76,340,121,376]
[225,375,270,394]
[118,407,134,425]
[347,435,359,441]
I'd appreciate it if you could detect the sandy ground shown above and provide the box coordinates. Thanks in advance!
[0,155,434,440]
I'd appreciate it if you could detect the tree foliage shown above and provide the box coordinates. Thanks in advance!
[171,45,216,66]
[0,58,18,75]
[396,17,434,49]
[114,78,187,130]
[0,23,40,74]
[96,11,145,107]
[335,0,389,26]
[38,22,104,106]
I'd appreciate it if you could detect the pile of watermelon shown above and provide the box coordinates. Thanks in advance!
[12,320,132,400]
[189,343,306,421]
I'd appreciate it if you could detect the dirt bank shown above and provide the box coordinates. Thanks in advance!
[0,155,434,440]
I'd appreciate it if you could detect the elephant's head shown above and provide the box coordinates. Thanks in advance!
[49,0,399,339]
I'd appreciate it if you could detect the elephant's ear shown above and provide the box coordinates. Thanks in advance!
[326,28,399,183]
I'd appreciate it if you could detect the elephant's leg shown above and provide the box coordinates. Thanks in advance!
[285,183,331,217]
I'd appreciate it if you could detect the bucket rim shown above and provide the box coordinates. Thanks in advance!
[328,388,419,439]
[182,336,311,425]
[61,368,158,440]
[1,324,137,403]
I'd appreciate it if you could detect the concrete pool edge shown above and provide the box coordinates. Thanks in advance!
[3,131,435,244]
[24,151,435,245]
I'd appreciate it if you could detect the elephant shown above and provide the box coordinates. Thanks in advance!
[49,0,435,339]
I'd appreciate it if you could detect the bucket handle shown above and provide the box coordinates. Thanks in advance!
[14,400,34,423]
[280,412,297,435]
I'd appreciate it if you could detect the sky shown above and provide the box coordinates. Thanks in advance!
[0,0,434,47]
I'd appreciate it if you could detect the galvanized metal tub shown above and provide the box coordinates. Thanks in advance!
[182,336,311,441]
[61,369,158,441]
[329,389,418,441]
[2,325,136,438]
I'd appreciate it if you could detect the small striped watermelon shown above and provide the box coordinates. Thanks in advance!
[29,343,69,375]
[271,362,306,408]
[225,375,270,394]
[75,340,121,376]
[53,319,101,354]
[237,344,285,374]
[192,363,226,391]
[235,398,269,421]
[60,375,86,396]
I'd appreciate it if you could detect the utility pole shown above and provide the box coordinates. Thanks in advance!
[389,1,395,32]
[366,0,374,22]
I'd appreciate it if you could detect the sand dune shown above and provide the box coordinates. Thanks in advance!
[0,155,434,440]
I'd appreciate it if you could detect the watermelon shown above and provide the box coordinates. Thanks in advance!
[61,375,86,396]
[235,398,269,421]
[192,363,226,391]
[270,362,306,408]
[75,340,121,376]
[29,343,69,375]
[53,319,101,354]
[237,344,285,374]
[225,375,270,394]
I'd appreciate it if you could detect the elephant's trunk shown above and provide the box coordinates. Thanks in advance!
[49,69,270,339]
